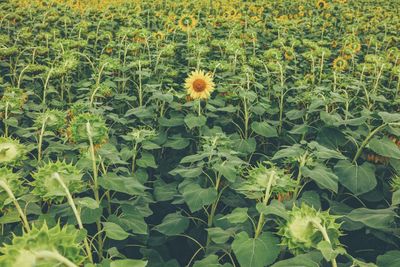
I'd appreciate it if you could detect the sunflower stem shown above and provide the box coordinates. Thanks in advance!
[311,221,338,267]
[52,173,93,263]
[352,123,388,163]
[254,172,274,239]
[4,102,9,138]
[37,116,47,162]
[0,180,30,232]
[138,60,143,107]
[86,122,103,260]
[34,250,78,267]
[198,100,201,116]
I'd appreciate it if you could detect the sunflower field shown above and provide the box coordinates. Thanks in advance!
[1,0,400,266]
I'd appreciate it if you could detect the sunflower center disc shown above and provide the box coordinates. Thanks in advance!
[192,79,207,92]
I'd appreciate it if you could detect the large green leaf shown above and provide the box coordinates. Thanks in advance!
[271,252,323,267]
[368,136,400,159]
[219,207,248,224]
[251,121,278,138]
[232,231,279,267]
[272,144,305,160]
[207,227,235,244]
[301,164,338,193]
[103,222,130,240]
[181,183,217,212]
[184,114,206,129]
[154,212,189,236]
[378,112,400,123]
[334,160,376,195]
[110,259,148,267]
[308,141,346,160]
[346,207,396,229]
[99,173,148,196]
[377,250,400,267]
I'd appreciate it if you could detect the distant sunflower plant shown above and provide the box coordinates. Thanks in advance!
[178,15,198,32]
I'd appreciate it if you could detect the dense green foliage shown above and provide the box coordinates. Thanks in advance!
[1,0,400,266]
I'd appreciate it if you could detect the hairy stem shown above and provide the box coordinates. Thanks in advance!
[86,122,103,260]
[254,173,274,238]
[52,173,93,263]
[0,180,30,232]
[34,250,78,267]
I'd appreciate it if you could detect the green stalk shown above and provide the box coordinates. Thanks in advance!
[4,102,9,138]
[138,60,143,107]
[37,116,47,162]
[42,69,53,108]
[254,173,274,238]
[352,123,389,163]
[312,221,338,267]
[34,250,78,267]
[86,122,103,260]
[277,63,285,134]
[198,100,202,117]
[52,173,93,263]
[293,152,308,199]
[205,173,222,248]
[132,143,138,174]
[0,180,30,232]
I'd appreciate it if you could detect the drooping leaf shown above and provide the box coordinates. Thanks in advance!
[251,121,278,138]
[368,136,400,159]
[272,144,305,160]
[219,207,248,224]
[98,173,148,196]
[154,212,189,236]
[301,164,338,193]
[103,222,130,240]
[346,207,396,229]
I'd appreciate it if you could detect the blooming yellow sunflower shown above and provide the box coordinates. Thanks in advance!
[185,70,215,100]
[316,0,328,9]
[333,56,348,72]
[178,15,198,32]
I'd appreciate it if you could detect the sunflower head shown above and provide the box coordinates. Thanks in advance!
[185,70,215,100]
[34,109,66,132]
[0,87,28,110]
[0,137,27,166]
[333,56,348,72]
[278,204,342,255]
[316,0,328,9]
[235,162,297,200]
[67,101,90,119]
[178,15,198,32]
[0,167,27,210]
[31,161,84,203]
[153,31,166,41]
[0,222,86,266]
[68,113,108,145]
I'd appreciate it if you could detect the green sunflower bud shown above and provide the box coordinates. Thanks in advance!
[68,113,108,145]
[0,87,28,110]
[34,109,66,132]
[0,223,86,266]
[0,137,27,166]
[236,162,297,200]
[31,161,84,203]
[278,204,342,255]
[0,167,26,210]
